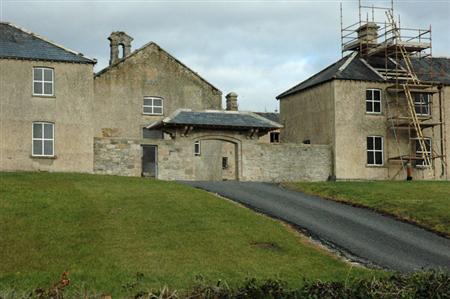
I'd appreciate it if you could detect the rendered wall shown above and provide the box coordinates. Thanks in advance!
[333,80,446,180]
[279,81,335,145]
[0,59,94,173]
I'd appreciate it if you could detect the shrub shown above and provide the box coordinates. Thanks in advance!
[1,270,448,299]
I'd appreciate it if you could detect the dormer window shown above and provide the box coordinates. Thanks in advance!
[143,97,163,115]
[33,67,54,96]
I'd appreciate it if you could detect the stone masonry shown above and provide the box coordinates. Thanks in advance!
[94,138,141,176]
[94,133,332,182]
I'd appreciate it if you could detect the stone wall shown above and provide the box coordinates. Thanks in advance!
[241,143,331,182]
[93,132,332,182]
[93,42,222,140]
[94,138,141,176]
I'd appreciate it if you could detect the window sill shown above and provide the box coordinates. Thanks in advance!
[30,155,57,160]
[142,113,164,116]
[365,112,383,116]
[32,95,56,98]
[365,164,385,168]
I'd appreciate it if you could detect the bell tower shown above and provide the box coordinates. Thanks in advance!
[108,31,133,65]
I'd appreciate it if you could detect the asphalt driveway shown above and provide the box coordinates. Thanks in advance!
[183,181,450,272]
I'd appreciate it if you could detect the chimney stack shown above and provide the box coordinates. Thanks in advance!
[108,31,133,65]
[225,92,238,111]
[357,22,379,48]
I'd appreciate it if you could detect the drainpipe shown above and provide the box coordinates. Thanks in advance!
[438,84,444,177]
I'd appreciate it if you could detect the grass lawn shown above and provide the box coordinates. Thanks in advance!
[283,181,450,237]
[0,172,376,297]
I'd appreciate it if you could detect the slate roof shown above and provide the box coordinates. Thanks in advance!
[147,109,282,130]
[255,112,280,123]
[0,22,95,64]
[277,53,450,99]
[412,57,450,84]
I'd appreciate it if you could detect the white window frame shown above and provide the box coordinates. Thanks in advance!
[413,93,431,117]
[143,96,164,115]
[32,122,55,157]
[367,136,384,166]
[33,67,54,96]
[366,89,382,114]
[415,138,432,168]
[194,141,201,156]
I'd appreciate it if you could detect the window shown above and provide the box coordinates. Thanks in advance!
[413,93,431,116]
[367,136,383,166]
[33,67,54,96]
[415,138,432,168]
[270,132,280,143]
[194,141,201,156]
[143,97,163,115]
[32,122,54,157]
[366,89,381,114]
[222,157,228,169]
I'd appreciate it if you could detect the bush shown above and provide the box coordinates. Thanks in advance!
[1,270,448,299]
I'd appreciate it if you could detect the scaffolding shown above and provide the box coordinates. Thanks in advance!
[340,0,447,179]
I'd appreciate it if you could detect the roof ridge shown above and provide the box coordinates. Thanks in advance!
[337,52,358,73]
[276,54,351,99]
[2,22,96,63]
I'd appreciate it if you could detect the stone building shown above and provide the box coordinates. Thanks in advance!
[92,33,330,181]
[0,22,96,173]
[277,22,450,180]
[0,23,332,182]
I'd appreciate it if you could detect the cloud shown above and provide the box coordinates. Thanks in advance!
[2,0,449,111]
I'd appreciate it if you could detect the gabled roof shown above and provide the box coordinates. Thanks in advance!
[0,22,95,64]
[254,112,280,123]
[95,41,221,93]
[147,109,282,131]
[277,54,450,99]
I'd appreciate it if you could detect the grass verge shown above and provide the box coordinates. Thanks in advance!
[283,181,450,237]
[0,172,377,297]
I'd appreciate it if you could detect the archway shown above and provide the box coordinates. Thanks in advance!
[193,136,241,181]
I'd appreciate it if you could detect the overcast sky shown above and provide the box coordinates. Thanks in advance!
[1,0,449,111]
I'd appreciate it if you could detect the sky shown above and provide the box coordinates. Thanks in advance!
[1,0,449,112]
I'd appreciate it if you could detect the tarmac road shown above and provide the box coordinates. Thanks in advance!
[183,181,450,272]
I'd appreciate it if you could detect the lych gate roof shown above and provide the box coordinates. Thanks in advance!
[147,109,282,131]
[0,22,95,64]
[277,54,450,99]
[255,112,280,123]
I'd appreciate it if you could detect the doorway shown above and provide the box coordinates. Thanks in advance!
[194,139,238,181]
[142,145,157,178]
